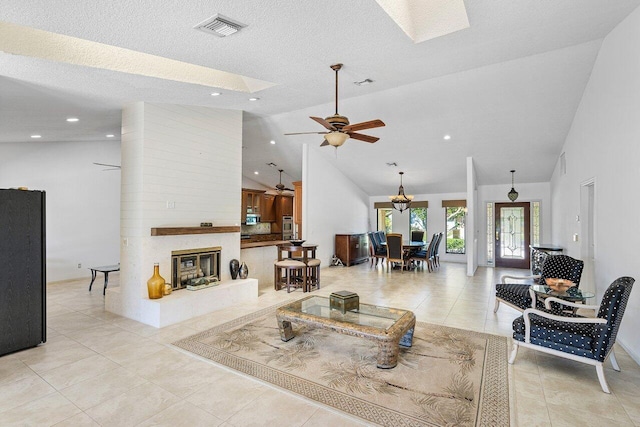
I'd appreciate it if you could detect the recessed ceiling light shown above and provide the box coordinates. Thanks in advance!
[443,134,451,140]
[106,134,115,138]
[270,140,276,145]
[30,134,42,139]
[248,97,259,101]
[354,79,374,86]
[210,92,221,96]
[254,171,259,175]
[66,117,79,122]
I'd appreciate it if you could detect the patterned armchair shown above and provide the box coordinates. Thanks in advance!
[509,276,634,393]
[494,255,584,312]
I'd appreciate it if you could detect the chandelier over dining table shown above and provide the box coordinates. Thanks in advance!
[389,171,413,212]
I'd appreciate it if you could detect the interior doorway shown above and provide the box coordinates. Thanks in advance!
[580,179,596,296]
[495,202,531,269]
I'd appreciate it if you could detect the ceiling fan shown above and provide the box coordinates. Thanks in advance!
[93,162,121,171]
[285,63,385,147]
[274,169,294,193]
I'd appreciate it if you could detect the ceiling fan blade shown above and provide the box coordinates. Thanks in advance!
[93,162,121,168]
[310,116,336,131]
[342,119,385,132]
[348,132,379,143]
[320,140,330,147]
[285,131,328,135]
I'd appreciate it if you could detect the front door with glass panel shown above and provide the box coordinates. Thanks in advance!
[495,203,530,269]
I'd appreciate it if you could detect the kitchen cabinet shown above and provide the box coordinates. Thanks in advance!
[276,194,294,217]
[1,189,47,356]
[335,233,369,266]
[261,194,276,222]
[241,189,265,221]
[271,194,294,233]
[293,181,302,238]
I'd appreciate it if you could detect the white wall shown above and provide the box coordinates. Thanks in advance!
[303,145,370,266]
[466,157,478,275]
[476,182,552,266]
[369,191,467,264]
[550,6,640,362]
[108,102,243,325]
[241,176,271,191]
[0,140,120,282]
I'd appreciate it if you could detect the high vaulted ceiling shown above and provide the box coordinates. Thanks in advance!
[1,1,639,195]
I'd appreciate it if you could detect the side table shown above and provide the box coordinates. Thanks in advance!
[89,264,120,295]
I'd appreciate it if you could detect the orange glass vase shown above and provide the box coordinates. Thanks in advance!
[147,263,165,299]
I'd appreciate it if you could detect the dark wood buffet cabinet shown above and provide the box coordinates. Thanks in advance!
[335,233,369,266]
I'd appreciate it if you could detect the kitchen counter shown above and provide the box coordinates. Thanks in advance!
[241,240,290,249]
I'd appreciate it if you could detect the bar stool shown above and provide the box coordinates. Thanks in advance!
[274,259,307,293]
[305,258,321,292]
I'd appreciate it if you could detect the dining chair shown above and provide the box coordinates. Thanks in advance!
[432,232,443,268]
[426,233,440,270]
[410,230,424,242]
[368,232,386,267]
[494,254,584,313]
[411,235,436,271]
[385,233,405,270]
[509,276,635,393]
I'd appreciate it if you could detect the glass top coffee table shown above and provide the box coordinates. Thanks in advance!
[276,296,416,369]
[530,284,595,303]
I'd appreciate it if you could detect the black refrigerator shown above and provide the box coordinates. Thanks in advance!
[0,189,46,356]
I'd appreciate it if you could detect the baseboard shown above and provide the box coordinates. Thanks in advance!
[618,338,640,366]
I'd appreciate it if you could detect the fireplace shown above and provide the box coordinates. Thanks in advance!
[171,247,221,290]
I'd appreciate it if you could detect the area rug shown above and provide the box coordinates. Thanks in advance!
[173,302,510,427]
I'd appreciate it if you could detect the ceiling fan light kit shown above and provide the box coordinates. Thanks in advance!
[284,63,385,148]
[389,171,414,213]
[325,131,350,147]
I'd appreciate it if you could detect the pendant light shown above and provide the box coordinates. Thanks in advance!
[508,170,519,202]
[389,172,414,212]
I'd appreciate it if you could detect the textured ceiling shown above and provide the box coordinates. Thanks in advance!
[1,0,639,195]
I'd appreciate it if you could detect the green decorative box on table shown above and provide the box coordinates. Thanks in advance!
[329,290,359,313]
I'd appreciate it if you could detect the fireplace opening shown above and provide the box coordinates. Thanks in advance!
[171,247,221,290]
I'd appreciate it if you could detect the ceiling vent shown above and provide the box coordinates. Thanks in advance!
[194,14,246,37]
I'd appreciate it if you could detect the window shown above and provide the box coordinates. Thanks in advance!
[532,201,540,247]
[445,206,466,254]
[377,208,392,233]
[487,202,494,264]
[409,207,427,242]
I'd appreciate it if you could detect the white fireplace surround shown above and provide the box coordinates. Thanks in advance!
[105,232,258,328]
[105,102,254,328]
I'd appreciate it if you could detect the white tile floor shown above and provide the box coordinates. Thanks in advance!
[1,262,639,426]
